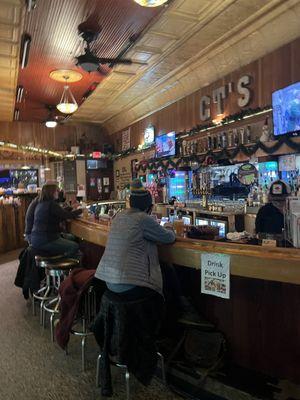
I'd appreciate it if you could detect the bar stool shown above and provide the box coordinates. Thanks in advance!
[165,315,215,371]
[68,285,97,371]
[93,289,165,398]
[95,352,166,400]
[32,254,65,324]
[42,258,80,340]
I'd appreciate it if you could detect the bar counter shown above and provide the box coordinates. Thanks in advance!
[70,218,300,285]
[70,217,300,383]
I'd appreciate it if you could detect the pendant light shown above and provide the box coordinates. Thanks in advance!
[45,118,58,128]
[56,75,78,114]
[133,0,168,6]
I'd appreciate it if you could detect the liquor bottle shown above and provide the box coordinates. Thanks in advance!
[233,129,239,146]
[196,140,202,154]
[186,140,190,155]
[213,135,217,150]
[257,186,263,205]
[247,190,253,207]
[246,125,251,143]
[228,130,233,147]
[239,127,245,145]
[192,141,197,154]
[182,140,187,156]
[262,183,268,204]
[217,134,222,148]
[207,135,212,150]
[222,132,227,148]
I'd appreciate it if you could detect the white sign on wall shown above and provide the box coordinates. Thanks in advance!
[122,128,131,151]
[201,253,230,299]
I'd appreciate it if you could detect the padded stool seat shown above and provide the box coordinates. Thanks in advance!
[46,258,80,271]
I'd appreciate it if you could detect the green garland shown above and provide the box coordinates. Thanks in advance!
[111,106,272,161]
[135,135,300,172]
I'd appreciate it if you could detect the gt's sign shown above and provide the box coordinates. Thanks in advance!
[200,75,252,121]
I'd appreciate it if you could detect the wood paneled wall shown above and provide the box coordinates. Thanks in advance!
[110,38,300,152]
[0,121,108,152]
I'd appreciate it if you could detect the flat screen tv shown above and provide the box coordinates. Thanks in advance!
[272,81,300,136]
[155,131,176,158]
[87,159,107,169]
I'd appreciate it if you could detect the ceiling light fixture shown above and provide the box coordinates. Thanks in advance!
[56,76,78,114]
[45,118,58,128]
[20,34,31,69]
[133,0,168,7]
[16,85,24,103]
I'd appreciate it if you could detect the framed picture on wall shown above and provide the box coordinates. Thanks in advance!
[103,177,110,186]
[131,159,138,180]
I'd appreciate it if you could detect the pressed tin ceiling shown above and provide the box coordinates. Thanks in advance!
[71,0,300,134]
[14,0,163,123]
[0,0,23,122]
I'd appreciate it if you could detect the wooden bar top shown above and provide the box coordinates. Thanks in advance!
[70,218,300,285]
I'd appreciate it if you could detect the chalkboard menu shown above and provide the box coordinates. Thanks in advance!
[63,161,77,193]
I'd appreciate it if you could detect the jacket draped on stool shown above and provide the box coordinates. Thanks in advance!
[91,289,163,397]
[55,268,96,349]
[14,247,46,299]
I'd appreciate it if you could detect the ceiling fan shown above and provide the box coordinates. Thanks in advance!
[75,27,135,74]
[31,105,69,128]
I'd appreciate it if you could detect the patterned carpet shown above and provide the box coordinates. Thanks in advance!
[0,250,181,400]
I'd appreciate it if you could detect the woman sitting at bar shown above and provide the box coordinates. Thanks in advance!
[95,179,176,298]
[255,180,290,239]
[25,181,82,258]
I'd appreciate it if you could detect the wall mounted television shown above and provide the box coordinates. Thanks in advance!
[272,81,300,137]
[155,131,176,158]
[87,159,107,169]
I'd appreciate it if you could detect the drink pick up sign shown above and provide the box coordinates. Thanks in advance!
[201,253,230,299]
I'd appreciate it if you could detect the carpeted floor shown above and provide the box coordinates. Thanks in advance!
[0,250,181,400]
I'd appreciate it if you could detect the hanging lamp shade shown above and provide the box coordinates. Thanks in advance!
[56,85,78,114]
[45,118,57,128]
[133,0,168,6]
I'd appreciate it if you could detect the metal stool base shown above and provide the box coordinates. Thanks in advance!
[95,351,166,399]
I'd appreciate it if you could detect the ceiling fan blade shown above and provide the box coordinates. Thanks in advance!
[97,65,109,76]
[97,57,132,65]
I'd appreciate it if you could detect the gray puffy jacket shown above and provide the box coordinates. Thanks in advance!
[95,208,175,295]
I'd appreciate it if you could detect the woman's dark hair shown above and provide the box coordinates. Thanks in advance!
[39,184,58,202]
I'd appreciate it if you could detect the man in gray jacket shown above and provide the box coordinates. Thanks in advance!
[95,179,175,297]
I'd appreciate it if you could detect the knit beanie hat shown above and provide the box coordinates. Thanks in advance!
[129,179,153,211]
